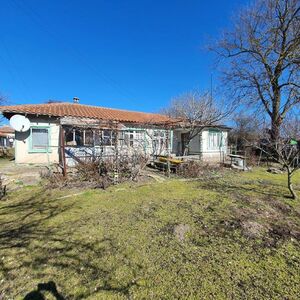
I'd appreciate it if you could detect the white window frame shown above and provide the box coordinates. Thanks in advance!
[29,126,51,153]
[208,130,223,150]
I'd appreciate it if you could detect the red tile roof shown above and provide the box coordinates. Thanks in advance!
[0,125,14,137]
[0,102,171,124]
[0,125,14,134]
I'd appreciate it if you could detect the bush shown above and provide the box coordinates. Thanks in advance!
[177,161,222,178]
[0,148,14,159]
[0,176,6,199]
[44,154,148,189]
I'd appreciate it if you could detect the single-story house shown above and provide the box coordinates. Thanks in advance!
[0,125,15,148]
[0,101,230,165]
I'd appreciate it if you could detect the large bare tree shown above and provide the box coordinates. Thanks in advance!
[164,90,232,155]
[214,0,300,142]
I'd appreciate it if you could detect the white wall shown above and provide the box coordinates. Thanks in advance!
[15,117,60,164]
[201,129,228,162]
[171,128,229,162]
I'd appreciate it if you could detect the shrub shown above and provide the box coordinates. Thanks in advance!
[44,154,148,189]
[177,161,222,178]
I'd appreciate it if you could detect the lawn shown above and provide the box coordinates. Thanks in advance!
[0,168,300,299]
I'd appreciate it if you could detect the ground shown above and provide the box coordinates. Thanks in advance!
[0,159,45,189]
[0,161,300,299]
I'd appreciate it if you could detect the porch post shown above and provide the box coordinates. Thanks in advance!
[60,125,67,177]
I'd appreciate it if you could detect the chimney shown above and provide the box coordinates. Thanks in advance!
[73,97,79,104]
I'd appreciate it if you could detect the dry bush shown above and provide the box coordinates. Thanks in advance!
[0,148,14,159]
[117,153,148,181]
[44,154,148,189]
[245,148,260,166]
[0,176,6,199]
[177,161,222,178]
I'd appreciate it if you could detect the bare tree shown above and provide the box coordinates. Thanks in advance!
[229,113,263,151]
[253,119,300,199]
[282,112,300,138]
[213,0,300,142]
[164,90,233,155]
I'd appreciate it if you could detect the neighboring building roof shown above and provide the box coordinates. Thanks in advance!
[0,125,14,134]
[0,102,171,124]
[0,125,15,138]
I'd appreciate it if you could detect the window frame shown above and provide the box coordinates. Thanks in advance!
[207,129,223,150]
[122,128,146,148]
[28,126,51,153]
[102,129,113,146]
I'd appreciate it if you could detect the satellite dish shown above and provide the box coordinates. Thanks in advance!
[10,115,30,132]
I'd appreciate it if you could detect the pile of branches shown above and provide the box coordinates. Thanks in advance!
[0,147,14,159]
[44,154,148,189]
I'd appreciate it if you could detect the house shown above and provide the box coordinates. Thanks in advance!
[0,100,230,165]
[0,125,15,148]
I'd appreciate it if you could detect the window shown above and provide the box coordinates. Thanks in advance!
[30,127,50,152]
[92,129,115,146]
[123,130,145,148]
[65,129,75,145]
[103,130,113,146]
[84,130,94,146]
[208,130,222,150]
[65,128,96,147]
[75,130,84,146]
[94,130,101,146]
[123,130,134,147]
[152,130,169,154]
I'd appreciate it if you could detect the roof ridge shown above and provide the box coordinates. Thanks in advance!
[2,102,165,116]
[0,102,171,124]
[66,102,165,116]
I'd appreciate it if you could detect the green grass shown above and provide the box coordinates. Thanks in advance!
[1,168,300,299]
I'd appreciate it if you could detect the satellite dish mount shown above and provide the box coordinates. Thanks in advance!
[10,115,30,132]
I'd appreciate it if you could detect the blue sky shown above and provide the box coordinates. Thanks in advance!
[0,0,247,113]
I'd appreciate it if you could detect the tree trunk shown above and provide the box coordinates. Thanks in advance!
[287,166,297,200]
[270,115,282,161]
[269,84,281,143]
[183,145,189,156]
[270,117,281,144]
[181,132,190,156]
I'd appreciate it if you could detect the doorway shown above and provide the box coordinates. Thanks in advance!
[181,132,189,155]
